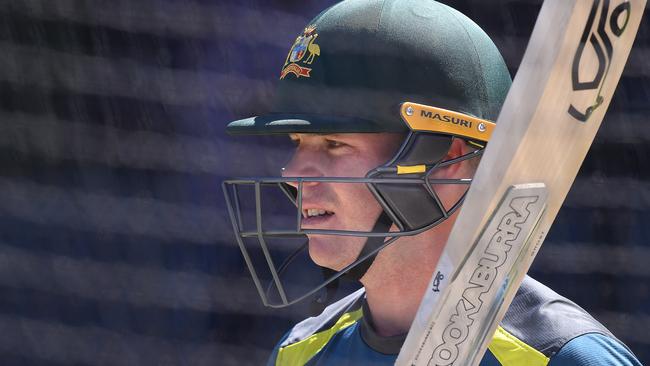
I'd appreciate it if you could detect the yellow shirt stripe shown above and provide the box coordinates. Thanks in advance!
[276,315,550,366]
[488,326,550,366]
[276,308,363,365]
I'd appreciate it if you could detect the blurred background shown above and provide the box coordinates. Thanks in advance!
[0,0,648,365]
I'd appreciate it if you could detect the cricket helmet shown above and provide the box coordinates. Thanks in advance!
[223,0,511,308]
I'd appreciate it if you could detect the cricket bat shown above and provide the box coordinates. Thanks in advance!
[396,1,646,365]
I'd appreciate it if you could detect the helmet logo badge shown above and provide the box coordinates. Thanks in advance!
[280,26,320,79]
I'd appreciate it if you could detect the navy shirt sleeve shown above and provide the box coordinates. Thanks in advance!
[266,345,279,366]
[266,332,290,366]
[548,333,643,366]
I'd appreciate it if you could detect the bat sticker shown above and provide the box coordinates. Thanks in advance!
[569,0,631,122]
[429,185,547,366]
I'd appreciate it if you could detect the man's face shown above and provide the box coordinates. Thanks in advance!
[282,133,403,271]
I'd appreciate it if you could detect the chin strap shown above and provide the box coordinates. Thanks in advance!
[344,211,394,281]
[310,266,338,315]
[310,211,394,314]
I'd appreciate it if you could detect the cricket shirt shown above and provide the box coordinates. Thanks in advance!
[266,276,642,366]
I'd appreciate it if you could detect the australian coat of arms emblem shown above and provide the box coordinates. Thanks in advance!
[280,26,321,79]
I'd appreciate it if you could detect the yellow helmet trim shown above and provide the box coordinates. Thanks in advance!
[400,102,495,143]
[396,165,427,175]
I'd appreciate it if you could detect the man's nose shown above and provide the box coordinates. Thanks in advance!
[281,152,322,188]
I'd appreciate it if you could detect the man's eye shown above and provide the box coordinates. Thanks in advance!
[326,139,346,148]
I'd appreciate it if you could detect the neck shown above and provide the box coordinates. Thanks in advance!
[360,232,445,337]
[357,159,471,337]
[359,211,458,337]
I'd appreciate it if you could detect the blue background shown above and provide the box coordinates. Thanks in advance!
[0,0,648,365]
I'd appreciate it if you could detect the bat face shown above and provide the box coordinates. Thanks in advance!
[397,0,646,365]
[429,184,548,366]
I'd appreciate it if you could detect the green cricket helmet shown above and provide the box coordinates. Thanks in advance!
[223,0,511,308]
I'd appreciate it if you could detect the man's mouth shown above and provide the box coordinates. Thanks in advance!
[302,208,335,218]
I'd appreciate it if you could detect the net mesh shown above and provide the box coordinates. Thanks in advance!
[0,0,648,364]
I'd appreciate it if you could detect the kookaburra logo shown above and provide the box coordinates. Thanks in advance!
[569,0,631,122]
[429,195,539,366]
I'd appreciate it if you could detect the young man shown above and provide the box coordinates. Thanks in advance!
[223,0,643,365]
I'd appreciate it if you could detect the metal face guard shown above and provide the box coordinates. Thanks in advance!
[222,149,480,308]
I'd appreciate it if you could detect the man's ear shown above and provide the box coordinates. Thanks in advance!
[437,138,467,176]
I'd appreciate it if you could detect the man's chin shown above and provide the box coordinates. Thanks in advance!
[307,234,358,271]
